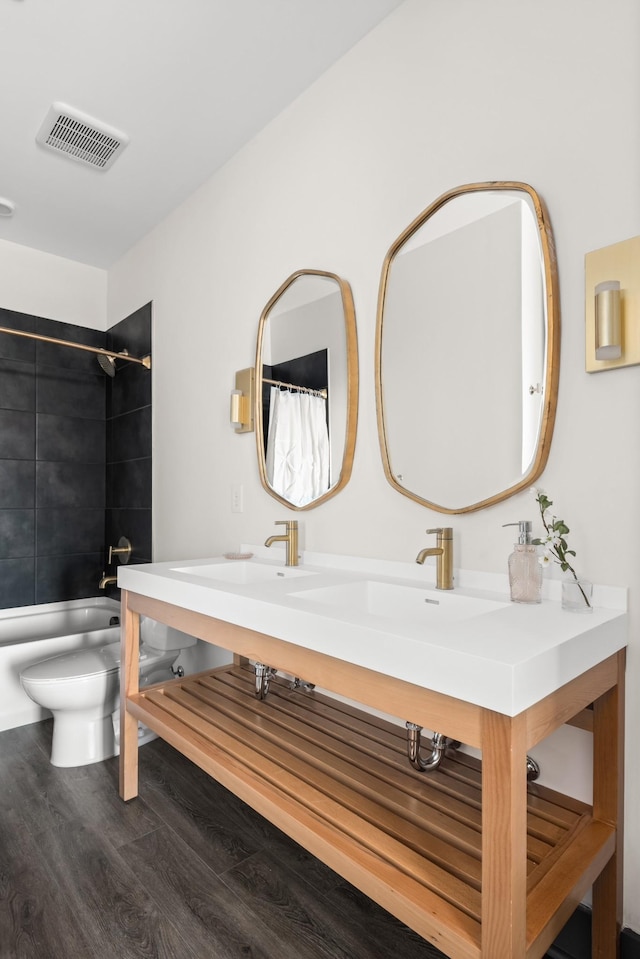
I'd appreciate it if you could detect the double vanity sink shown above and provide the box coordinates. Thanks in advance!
[117,547,627,959]
[173,558,506,620]
[119,547,626,716]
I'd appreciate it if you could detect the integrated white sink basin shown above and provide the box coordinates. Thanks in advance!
[118,545,627,716]
[291,580,509,624]
[171,561,316,585]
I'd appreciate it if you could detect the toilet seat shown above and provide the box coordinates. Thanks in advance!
[20,641,173,685]
[21,643,121,684]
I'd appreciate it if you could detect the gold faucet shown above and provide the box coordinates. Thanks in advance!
[416,527,453,590]
[99,572,118,589]
[264,520,299,567]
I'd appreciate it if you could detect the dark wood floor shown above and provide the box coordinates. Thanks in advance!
[0,719,453,959]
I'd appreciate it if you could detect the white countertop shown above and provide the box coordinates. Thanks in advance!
[118,545,627,717]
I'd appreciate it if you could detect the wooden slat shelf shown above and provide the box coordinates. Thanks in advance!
[127,664,614,959]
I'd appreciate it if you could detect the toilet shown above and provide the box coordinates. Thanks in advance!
[20,619,197,767]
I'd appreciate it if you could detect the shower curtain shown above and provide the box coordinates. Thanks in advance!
[265,387,330,506]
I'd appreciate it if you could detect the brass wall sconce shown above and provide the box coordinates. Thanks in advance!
[586,235,640,372]
[594,281,621,360]
[230,367,255,432]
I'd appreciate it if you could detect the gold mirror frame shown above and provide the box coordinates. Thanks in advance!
[375,181,560,514]
[255,269,359,511]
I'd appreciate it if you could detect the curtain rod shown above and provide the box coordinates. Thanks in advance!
[264,377,327,399]
[0,325,152,369]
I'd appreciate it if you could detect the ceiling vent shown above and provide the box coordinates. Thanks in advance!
[36,102,129,171]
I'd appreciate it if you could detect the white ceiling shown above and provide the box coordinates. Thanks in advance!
[0,0,403,269]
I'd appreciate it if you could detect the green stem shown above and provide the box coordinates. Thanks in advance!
[567,566,592,608]
[537,497,591,608]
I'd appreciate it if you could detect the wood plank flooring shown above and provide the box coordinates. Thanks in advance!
[0,719,450,959]
[0,714,564,959]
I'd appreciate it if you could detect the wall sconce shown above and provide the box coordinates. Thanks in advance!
[230,367,254,432]
[594,281,621,360]
[586,236,640,372]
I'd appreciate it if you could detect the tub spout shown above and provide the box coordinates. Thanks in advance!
[99,572,118,589]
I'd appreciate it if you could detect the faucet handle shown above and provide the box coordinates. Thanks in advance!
[426,527,452,538]
[275,520,297,529]
[108,536,132,565]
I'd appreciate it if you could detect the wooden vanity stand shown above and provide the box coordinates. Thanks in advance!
[119,589,625,959]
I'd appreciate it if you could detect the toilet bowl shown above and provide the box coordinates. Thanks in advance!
[20,620,197,767]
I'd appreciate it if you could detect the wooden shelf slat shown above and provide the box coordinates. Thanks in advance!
[192,671,561,860]
[212,670,569,849]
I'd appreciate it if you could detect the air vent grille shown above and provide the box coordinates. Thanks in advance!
[36,103,129,171]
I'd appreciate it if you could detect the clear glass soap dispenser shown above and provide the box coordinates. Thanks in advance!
[503,520,542,605]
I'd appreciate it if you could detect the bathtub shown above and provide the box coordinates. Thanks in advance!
[0,597,121,732]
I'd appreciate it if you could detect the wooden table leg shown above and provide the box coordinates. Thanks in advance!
[119,589,140,801]
[592,649,625,958]
[481,709,528,958]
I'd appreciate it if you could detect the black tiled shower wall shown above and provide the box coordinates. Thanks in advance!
[0,304,152,609]
[104,303,152,595]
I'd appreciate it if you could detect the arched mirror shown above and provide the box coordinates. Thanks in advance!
[256,269,358,510]
[375,181,559,514]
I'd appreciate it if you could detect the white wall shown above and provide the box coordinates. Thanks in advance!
[106,0,640,929]
[0,238,106,328]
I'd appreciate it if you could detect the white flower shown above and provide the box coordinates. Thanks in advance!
[538,553,552,567]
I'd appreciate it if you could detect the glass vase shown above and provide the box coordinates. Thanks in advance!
[561,575,593,613]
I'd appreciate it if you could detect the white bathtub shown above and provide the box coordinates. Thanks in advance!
[0,598,121,732]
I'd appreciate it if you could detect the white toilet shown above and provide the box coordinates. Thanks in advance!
[20,619,197,767]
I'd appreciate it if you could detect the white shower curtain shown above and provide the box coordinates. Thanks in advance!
[265,387,330,506]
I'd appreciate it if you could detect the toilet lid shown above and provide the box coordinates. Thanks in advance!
[21,642,122,683]
[20,641,176,683]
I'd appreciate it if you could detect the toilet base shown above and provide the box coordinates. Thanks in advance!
[50,712,160,766]
[50,711,116,767]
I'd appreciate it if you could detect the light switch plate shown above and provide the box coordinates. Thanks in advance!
[231,483,243,513]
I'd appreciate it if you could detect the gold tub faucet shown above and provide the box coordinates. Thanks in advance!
[416,527,454,590]
[264,520,299,567]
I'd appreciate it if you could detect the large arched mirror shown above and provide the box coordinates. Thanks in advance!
[375,181,559,514]
[256,269,358,510]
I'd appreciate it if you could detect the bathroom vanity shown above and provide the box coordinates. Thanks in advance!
[118,551,626,959]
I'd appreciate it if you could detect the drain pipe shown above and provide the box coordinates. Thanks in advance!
[526,755,541,781]
[405,721,541,780]
[254,662,277,699]
[405,723,448,772]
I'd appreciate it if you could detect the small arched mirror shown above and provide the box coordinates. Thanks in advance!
[375,181,559,514]
[256,269,358,510]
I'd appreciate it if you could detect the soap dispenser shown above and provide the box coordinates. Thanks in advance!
[503,521,542,605]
